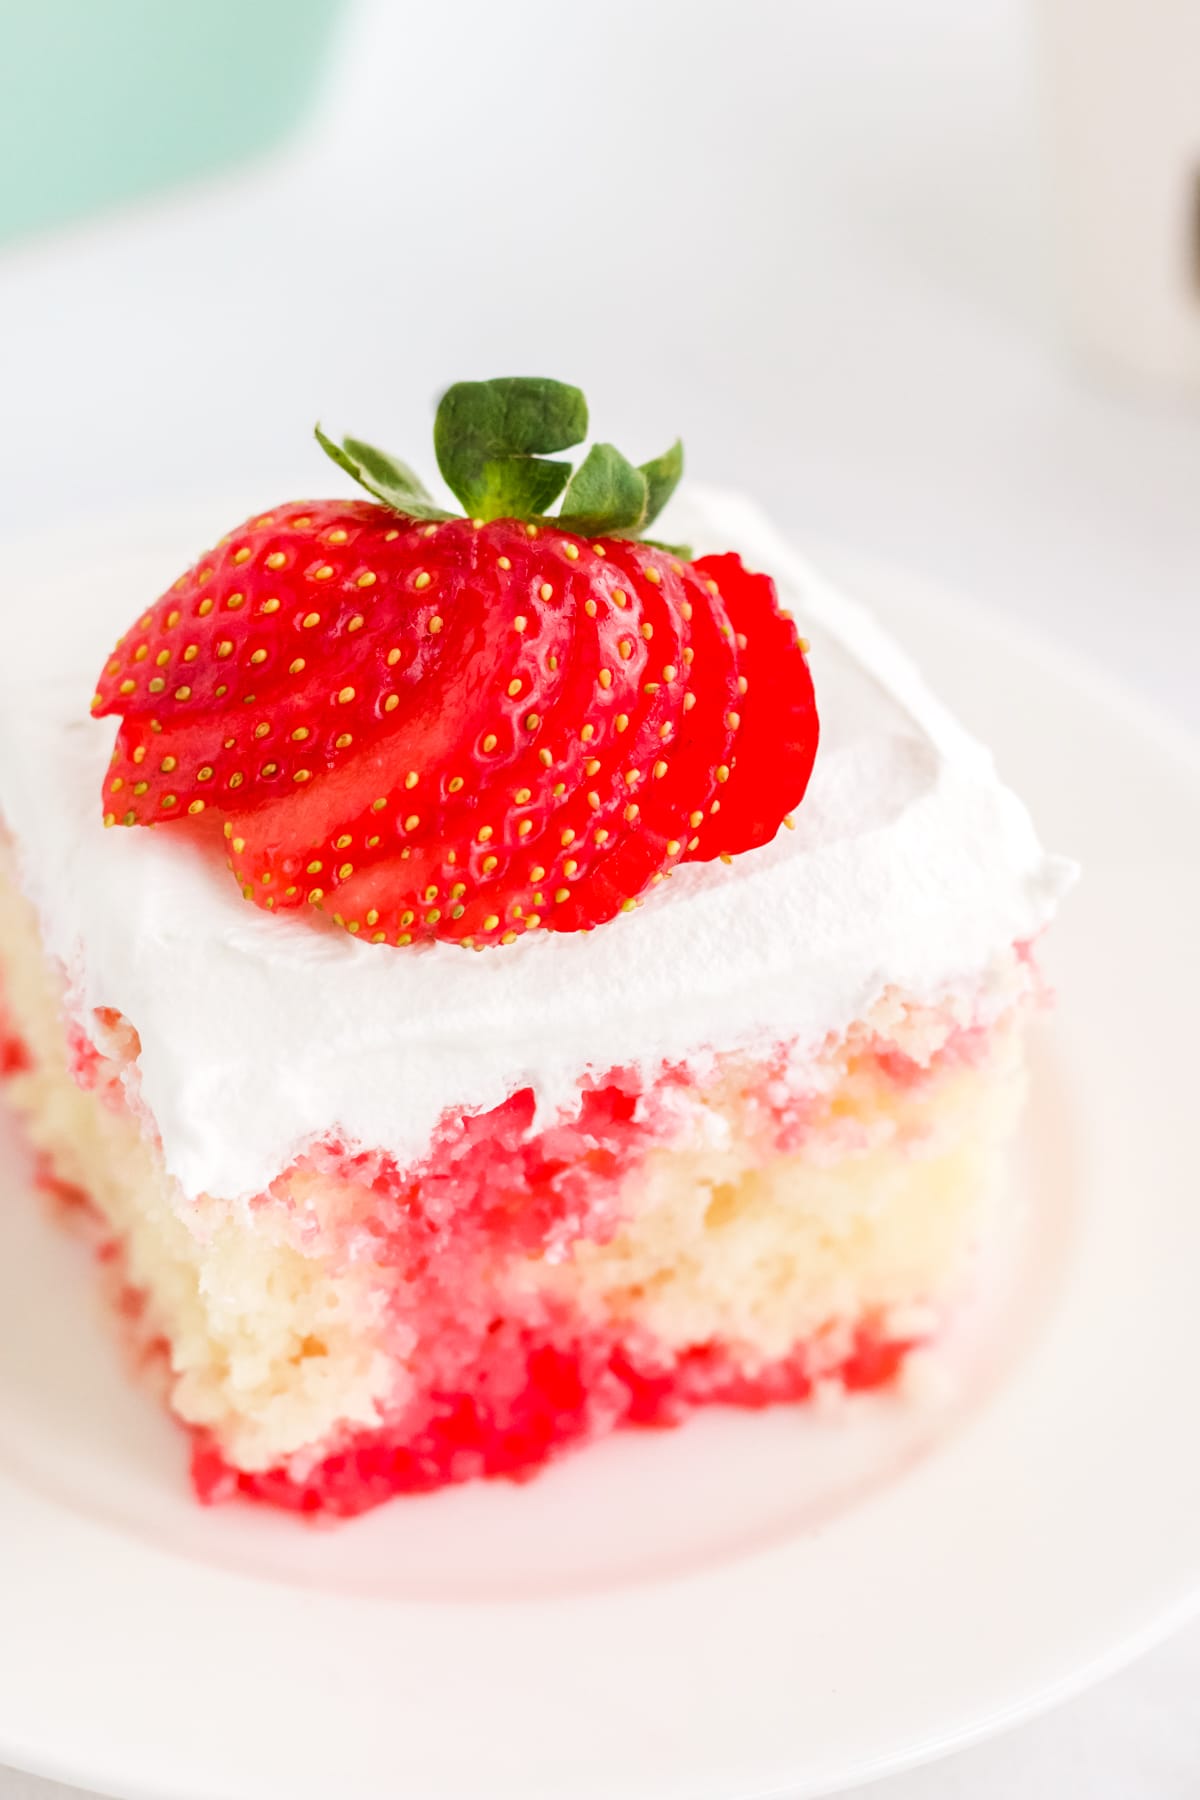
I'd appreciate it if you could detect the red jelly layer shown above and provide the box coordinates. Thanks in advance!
[192,1324,912,1518]
[187,1066,920,1517]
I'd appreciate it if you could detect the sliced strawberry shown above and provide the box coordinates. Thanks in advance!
[96,503,463,823]
[536,542,686,929]
[687,553,818,858]
[225,521,592,940]
[579,545,739,907]
[94,382,820,948]
[426,547,610,941]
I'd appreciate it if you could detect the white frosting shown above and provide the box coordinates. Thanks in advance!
[0,489,1072,1201]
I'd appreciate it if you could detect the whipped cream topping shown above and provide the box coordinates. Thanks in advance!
[0,489,1073,1200]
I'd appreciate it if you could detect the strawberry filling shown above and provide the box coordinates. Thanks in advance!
[191,1325,911,1518]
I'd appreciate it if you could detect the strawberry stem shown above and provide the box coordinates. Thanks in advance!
[434,378,587,521]
[315,377,686,539]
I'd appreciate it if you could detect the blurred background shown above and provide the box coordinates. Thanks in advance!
[0,3,1198,1793]
[1,0,1197,728]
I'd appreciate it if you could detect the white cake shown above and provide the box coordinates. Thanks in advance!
[0,487,1071,1514]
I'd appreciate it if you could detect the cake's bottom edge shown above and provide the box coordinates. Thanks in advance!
[189,1322,917,1518]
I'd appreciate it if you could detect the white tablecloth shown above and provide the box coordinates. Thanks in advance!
[1,1,1196,1794]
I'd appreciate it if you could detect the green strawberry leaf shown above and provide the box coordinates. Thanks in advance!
[433,377,588,521]
[340,436,438,505]
[317,385,688,546]
[556,443,648,536]
[314,425,450,519]
[638,439,684,528]
[642,538,694,559]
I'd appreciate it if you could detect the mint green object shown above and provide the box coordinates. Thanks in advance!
[0,0,343,243]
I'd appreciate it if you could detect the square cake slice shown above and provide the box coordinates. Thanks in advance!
[0,486,1070,1516]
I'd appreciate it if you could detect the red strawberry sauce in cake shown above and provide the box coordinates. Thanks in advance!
[187,1050,926,1517]
[192,1325,913,1518]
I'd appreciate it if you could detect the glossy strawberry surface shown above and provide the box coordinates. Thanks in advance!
[95,508,816,945]
[93,378,819,947]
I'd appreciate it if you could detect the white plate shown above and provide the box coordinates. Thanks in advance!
[1,546,1198,1800]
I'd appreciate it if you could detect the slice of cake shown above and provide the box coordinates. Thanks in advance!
[0,379,1071,1516]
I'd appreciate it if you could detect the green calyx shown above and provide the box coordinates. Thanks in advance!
[315,377,685,547]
